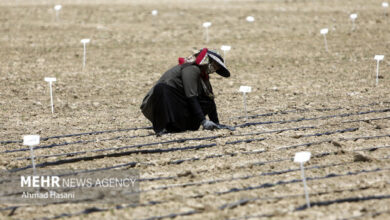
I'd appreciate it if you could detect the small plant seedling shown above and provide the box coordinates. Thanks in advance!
[220,45,231,62]
[80,39,90,69]
[44,77,56,114]
[23,135,40,175]
[320,28,329,52]
[203,22,212,43]
[246,16,255,22]
[350,13,357,30]
[374,55,384,86]
[294,151,311,208]
[239,86,251,121]
[54,5,62,21]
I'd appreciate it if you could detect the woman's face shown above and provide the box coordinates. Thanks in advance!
[207,60,220,74]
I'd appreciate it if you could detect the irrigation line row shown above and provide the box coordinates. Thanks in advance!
[144,161,357,193]
[9,143,218,172]
[1,103,387,146]
[3,133,154,153]
[13,125,315,159]
[169,125,385,166]
[143,155,390,194]
[10,127,387,176]
[0,126,152,145]
[11,151,387,215]
[5,103,387,157]
[342,116,390,124]
[215,167,390,196]
[4,133,217,154]
[343,210,390,220]
[244,101,389,120]
[231,106,342,120]
[139,143,390,187]
[228,195,390,220]
[36,167,389,220]
[276,133,390,151]
[9,129,389,185]
[5,103,386,154]
[221,185,383,210]
[11,126,356,170]
[239,108,390,128]
[3,146,388,218]
[40,208,199,220]
[296,194,390,211]
[10,103,381,155]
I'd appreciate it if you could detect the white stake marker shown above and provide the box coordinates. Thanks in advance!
[151,10,158,16]
[220,45,231,62]
[239,86,251,121]
[54,5,62,21]
[80,39,90,69]
[246,16,255,22]
[383,2,389,18]
[374,55,384,86]
[294,151,311,208]
[350,13,357,30]
[203,22,212,43]
[23,135,40,175]
[320,28,329,52]
[44,77,56,114]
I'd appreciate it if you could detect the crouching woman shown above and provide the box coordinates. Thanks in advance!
[140,48,232,136]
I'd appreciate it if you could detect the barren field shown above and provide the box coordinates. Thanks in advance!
[1,0,390,219]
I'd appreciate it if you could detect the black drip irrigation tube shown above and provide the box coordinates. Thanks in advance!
[6,134,221,154]
[220,185,382,210]
[234,100,388,120]
[9,143,218,172]
[0,126,153,145]
[342,210,390,220]
[239,108,390,128]
[295,194,390,211]
[342,116,390,123]
[2,133,154,153]
[235,106,343,120]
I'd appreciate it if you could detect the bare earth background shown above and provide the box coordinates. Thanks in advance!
[0,0,389,219]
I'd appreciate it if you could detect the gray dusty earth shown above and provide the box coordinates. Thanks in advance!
[0,0,389,219]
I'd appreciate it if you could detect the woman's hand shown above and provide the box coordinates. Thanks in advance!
[202,119,219,130]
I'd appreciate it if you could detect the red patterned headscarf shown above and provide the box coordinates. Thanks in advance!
[178,48,211,80]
